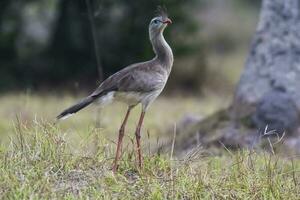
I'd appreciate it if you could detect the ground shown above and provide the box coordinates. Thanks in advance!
[0,94,299,199]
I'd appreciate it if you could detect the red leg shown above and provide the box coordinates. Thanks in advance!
[135,111,145,169]
[112,107,132,173]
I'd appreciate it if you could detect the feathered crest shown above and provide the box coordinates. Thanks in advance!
[155,6,168,18]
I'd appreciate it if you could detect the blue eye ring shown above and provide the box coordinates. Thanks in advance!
[153,19,159,24]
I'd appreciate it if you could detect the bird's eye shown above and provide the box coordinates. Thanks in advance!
[153,20,159,24]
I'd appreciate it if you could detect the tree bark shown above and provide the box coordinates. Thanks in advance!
[233,0,300,116]
[233,0,300,133]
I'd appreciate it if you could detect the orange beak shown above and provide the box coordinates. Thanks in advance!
[163,18,172,25]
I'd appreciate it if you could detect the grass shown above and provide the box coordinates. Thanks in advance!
[0,94,299,199]
[0,92,227,145]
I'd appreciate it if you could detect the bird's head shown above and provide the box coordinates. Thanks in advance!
[149,7,172,39]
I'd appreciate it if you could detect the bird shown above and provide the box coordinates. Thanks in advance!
[56,8,173,172]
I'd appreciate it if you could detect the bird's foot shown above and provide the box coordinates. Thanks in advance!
[112,164,119,173]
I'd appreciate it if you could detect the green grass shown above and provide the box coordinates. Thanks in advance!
[0,94,299,199]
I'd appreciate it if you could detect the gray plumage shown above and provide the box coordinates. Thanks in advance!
[57,13,173,120]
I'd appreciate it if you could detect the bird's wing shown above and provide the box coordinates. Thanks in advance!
[91,61,165,98]
[90,72,122,98]
[117,67,166,93]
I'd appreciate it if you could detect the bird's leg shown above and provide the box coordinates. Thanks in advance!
[135,110,146,169]
[112,107,132,173]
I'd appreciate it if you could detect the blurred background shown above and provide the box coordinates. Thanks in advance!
[0,0,260,95]
[0,0,261,146]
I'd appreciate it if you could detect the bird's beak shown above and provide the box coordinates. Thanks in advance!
[163,18,172,25]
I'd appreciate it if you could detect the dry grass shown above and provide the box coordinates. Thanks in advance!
[0,94,299,199]
[0,92,228,145]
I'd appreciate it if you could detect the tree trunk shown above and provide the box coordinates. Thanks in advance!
[164,0,300,154]
[233,0,300,134]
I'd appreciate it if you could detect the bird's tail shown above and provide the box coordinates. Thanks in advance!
[57,96,95,120]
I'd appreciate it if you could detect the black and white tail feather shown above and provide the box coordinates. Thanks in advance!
[56,90,114,120]
[56,96,95,120]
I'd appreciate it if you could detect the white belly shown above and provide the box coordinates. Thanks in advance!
[98,89,163,109]
[114,91,144,106]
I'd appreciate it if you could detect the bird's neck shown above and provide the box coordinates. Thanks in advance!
[151,32,173,73]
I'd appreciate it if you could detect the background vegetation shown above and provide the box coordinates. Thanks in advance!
[1,0,199,90]
[0,0,259,93]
